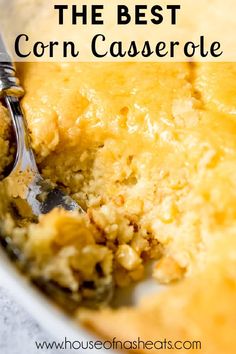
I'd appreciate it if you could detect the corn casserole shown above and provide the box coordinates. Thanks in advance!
[1,61,236,353]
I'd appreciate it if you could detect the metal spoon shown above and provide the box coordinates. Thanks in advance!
[0,35,114,307]
[0,35,83,216]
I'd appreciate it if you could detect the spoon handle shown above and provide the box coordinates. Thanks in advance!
[5,96,39,173]
[0,34,24,98]
[0,34,38,173]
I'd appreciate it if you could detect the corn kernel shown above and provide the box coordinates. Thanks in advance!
[116,244,141,271]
